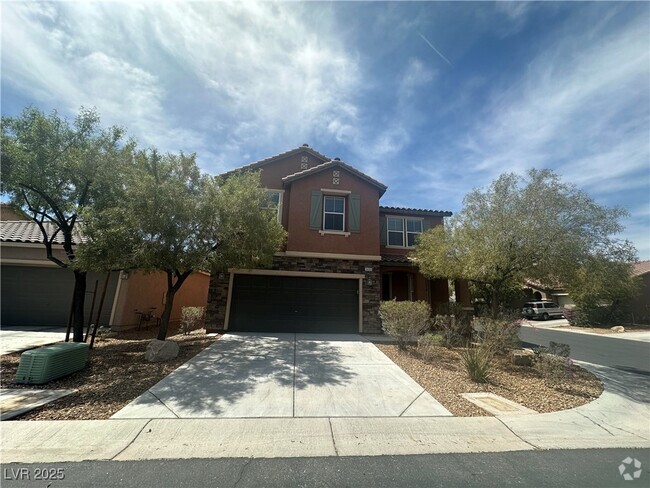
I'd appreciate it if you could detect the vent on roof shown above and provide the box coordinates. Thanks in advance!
[14,343,89,385]
[302,143,309,147]
[334,157,340,161]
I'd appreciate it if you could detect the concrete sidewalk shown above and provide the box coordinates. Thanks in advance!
[2,363,648,463]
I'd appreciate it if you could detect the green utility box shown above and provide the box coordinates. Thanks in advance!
[14,342,89,384]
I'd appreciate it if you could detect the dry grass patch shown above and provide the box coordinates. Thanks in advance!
[0,327,216,420]
[375,343,603,417]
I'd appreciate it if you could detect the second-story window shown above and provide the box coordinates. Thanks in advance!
[264,190,283,223]
[323,195,345,231]
[387,217,424,247]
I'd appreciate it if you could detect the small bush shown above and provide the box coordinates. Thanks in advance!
[432,314,465,348]
[180,306,205,335]
[417,333,442,361]
[460,345,494,383]
[379,300,431,349]
[534,342,574,383]
[472,316,521,354]
[563,307,589,326]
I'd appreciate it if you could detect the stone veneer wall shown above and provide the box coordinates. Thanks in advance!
[205,256,381,334]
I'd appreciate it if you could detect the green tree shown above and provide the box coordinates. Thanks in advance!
[414,169,637,318]
[78,150,286,340]
[1,107,132,341]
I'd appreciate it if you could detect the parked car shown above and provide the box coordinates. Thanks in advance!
[522,301,564,320]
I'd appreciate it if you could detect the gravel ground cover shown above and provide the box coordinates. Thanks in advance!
[553,325,650,335]
[375,343,603,417]
[0,327,216,420]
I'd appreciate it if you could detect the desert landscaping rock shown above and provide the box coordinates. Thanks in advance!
[610,326,625,333]
[145,339,180,362]
[511,349,535,366]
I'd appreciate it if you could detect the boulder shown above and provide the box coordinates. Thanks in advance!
[145,339,180,362]
[511,349,535,367]
[610,326,625,333]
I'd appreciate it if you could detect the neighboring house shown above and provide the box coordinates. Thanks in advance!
[0,218,209,331]
[523,279,574,308]
[205,145,469,334]
[630,261,650,324]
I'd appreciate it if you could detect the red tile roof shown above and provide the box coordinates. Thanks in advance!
[0,221,85,245]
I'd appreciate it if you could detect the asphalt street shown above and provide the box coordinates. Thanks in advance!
[2,448,649,488]
[519,324,650,373]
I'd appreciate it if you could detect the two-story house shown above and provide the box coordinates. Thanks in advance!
[205,145,466,334]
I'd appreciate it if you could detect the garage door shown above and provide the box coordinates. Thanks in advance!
[228,274,359,333]
[1,266,118,328]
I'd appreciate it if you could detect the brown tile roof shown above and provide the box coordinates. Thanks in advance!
[381,254,414,264]
[632,260,650,276]
[380,206,452,217]
[219,145,331,177]
[282,159,388,195]
[0,221,85,245]
[282,160,388,195]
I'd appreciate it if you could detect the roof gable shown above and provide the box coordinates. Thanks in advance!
[282,159,388,196]
[220,145,330,177]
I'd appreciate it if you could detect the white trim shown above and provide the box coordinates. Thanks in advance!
[0,258,60,267]
[318,230,350,237]
[320,188,351,195]
[385,215,423,249]
[278,251,381,261]
[228,268,364,279]
[108,271,125,326]
[224,268,365,331]
[323,194,345,232]
[265,189,284,223]
[223,272,235,331]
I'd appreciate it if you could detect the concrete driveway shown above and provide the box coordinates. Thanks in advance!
[0,326,66,356]
[112,333,452,419]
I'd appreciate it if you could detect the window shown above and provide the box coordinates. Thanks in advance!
[387,217,405,246]
[406,218,423,246]
[323,195,345,231]
[387,217,423,247]
[264,190,283,223]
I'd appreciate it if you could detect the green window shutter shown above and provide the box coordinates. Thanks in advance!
[379,215,387,245]
[349,194,361,233]
[309,191,323,229]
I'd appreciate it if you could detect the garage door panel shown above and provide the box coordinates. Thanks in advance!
[228,274,359,333]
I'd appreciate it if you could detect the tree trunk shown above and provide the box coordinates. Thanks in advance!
[157,287,176,341]
[72,270,87,342]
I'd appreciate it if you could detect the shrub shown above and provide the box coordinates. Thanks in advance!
[379,300,431,349]
[432,314,465,348]
[180,306,205,335]
[471,316,521,354]
[563,307,589,326]
[460,345,494,383]
[534,342,574,383]
[417,333,442,361]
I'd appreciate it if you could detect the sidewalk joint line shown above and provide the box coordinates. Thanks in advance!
[398,390,425,417]
[328,417,340,456]
[576,411,616,436]
[149,390,180,418]
[110,418,152,460]
[495,417,540,451]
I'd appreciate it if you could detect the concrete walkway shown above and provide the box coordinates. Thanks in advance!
[112,333,452,419]
[0,326,66,356]
[2,361,648,463]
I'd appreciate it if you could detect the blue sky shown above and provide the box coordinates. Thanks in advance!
[2,1,649,258]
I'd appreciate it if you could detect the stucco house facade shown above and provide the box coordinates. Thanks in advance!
[206,145,468,334]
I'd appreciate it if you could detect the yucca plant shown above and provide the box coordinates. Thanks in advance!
[460,344,494,383]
